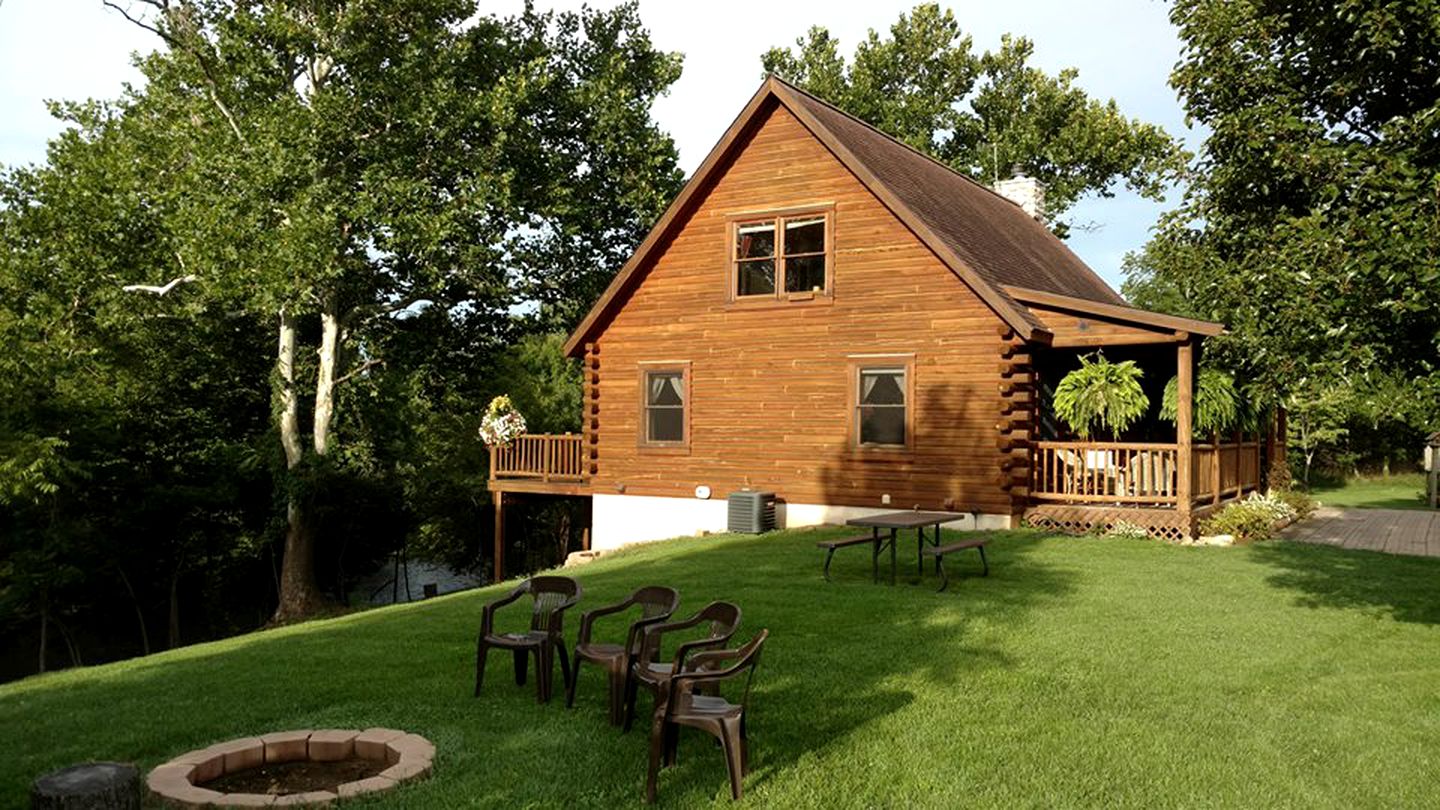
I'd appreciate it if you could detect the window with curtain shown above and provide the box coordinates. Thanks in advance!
[732,210,830,299]
[644,368,686,445]
[857,366,907,447]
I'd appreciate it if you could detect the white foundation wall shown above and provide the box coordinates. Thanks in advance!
[590,493,1013,552]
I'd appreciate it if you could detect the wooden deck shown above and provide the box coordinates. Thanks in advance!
[1283,507,1440,558]
[489,433,591,496]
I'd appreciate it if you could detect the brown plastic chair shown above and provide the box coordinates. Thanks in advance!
[645,629,769,803]
[474,575,582,703]
[623,601,741,733]
[566,585,681,725]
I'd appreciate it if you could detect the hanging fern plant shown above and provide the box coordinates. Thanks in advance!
[1160,368,1240,437]
[1052,352,1150,440]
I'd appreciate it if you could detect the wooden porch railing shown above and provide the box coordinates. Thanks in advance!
[1031,442,1181,504]
[1031,439,1262,506]
[489,433,586,482]
[1191,441,1261,505]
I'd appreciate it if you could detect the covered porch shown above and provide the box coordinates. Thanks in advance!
[1004,287,1278,540]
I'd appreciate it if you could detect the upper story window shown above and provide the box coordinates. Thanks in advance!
[730,208,832,301]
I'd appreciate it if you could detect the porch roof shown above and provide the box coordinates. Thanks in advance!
[1006,286,1225,348]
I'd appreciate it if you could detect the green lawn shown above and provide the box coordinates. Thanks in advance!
[5,527,1440,807]
[1311,473,1432,510]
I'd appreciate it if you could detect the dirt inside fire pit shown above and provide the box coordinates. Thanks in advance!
[203,758,385,795]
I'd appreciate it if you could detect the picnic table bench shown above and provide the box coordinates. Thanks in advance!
[921,538,989,591]
[816,534,880,582]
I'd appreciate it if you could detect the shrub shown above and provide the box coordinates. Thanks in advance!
[1105,520,1150,540]
[1273,488,1317,520]
[1199,492,1298,543]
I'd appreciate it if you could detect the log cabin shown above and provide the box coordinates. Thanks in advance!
[487,76,1278,576]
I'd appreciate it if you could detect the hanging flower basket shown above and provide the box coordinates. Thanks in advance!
[479,395,527,448]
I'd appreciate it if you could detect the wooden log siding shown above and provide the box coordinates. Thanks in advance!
[587,102,1016,513]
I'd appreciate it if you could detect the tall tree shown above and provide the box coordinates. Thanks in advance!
[1123,0,1440,425]
[762,3,1187,235]
[101,0,682,620]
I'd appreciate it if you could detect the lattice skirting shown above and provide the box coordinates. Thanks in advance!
[1022,504,1195,542]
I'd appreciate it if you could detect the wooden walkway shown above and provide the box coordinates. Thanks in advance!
[1283,507,1440,558]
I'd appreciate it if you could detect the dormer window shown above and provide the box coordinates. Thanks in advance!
[729,207,832,301]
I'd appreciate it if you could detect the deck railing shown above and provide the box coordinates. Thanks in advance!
[1191,440,1261,505]
[1031,442,1181,504]
[1031,439,1261,506]
[489,433,586,482]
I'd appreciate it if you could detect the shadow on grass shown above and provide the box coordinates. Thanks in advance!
[0,527,1075,807]
[1254,540,1440,626]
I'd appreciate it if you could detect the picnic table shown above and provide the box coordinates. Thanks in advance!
[845,511,970,585]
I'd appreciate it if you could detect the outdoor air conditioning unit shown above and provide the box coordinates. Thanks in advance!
[727,490,776,534]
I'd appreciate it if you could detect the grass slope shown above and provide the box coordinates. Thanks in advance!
[1312,473,1431,510]
[5,528,1440,807]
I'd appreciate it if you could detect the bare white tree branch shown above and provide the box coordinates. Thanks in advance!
[121,274,197,295]
[333,358,384,387]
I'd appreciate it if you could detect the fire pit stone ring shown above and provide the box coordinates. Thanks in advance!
[146,728,433,807]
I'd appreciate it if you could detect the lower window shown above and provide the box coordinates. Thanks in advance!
[850,358,913,450]
[640,363,689,448]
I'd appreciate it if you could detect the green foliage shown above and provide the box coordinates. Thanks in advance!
[1273,489,1318,521]
[1287,379,1353,487]
[493,334,582,435]
[762,3,1188,235]
[1200,492,1298,543]
[1051,353,1150,439]
[1159,368,1241,437]
[1,0,682,674]
[1122,0,1440,447]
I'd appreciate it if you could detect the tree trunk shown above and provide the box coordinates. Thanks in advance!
[167,566,182,649]
[272,308,326,623]
[117,567,151,656]
[278,308,303,469]
[53,614,82,667]
[313,305,340,456]
[30,762,140,810]
[38,601,48,675]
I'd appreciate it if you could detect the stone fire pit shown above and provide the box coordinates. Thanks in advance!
[147,728,433,807]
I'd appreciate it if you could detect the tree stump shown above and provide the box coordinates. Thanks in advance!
[30,762,140,810]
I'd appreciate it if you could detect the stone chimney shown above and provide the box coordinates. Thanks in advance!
[993,167,1045,221]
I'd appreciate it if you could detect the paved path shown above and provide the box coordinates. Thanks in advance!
[1282,506,1440,558]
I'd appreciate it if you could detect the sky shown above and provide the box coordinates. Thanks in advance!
[0,0,1197,291]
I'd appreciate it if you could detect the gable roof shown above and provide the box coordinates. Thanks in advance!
[563,75,1217,356]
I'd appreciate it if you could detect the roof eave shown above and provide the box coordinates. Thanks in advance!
[1003,285,1226,337]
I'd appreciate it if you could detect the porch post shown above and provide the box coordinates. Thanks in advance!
[1176,340,1194,531]
[1234,424,1245,494]
[493,492,506,583]
[1275,406,1288,467]
[1211,430,1222,505]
